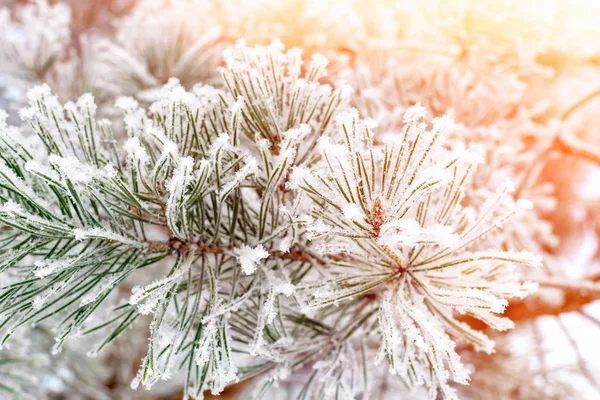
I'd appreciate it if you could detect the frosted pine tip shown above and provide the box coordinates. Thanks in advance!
[163,77,181,91]
[364,118,378,131]
[77,93,97,116]
[310,53,329,69]
[97,118,112,128]
[381,244,407,274]
[267,38,285,53]
[18,106,36,121]
[162,139,179,158]
[403,102,426,124]
[63,101,77,114]
[210,133,231,155]
[337,81,354,100]
[124,137,149,165]
[334,107,360,126]
[503,178,516,193]
[115,96,139,112]
[516,198,534,210]
[26,84,52,102]
[432,114,455,134]
[530,254,544,268]
[317,136,341,153]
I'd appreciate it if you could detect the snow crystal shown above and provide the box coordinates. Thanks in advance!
[306,220,332,240]
[337,81,354,101]
[334,108,360,127]
[342,203,364,222]
[235,245,269,275]
[161,139,179,159]
[124,137,149,166]
[103,164,118,179]
[63,101,77,115]
[432,114,455,135]
[0,109,7,126]
[34,258,73,278]
[24,160,58,181]
[516,198,534,210]
[25,84,53,103]
[364,118,378,130]
[230,96,244,114]
[282,124,310,143]
[115,96,139,112]
[317,136,346,156]
[0,200,25,214]
[278,236,292,253]
[503,178,516,193]
[76,93,97,116]
[48,155,99,184]
[210,133,231,156]
[286,166,311,190]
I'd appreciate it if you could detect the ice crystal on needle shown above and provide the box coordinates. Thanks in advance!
[236,245,270,275]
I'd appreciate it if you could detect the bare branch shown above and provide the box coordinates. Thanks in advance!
[561,87,600,121]
[554,130,600,166]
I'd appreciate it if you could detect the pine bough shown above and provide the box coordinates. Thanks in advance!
[0,41,541,399]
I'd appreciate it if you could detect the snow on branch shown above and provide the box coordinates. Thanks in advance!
[0,40,545,399]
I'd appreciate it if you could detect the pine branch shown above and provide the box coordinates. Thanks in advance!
[146,237,348,266]
[0,40,544,400]
[154,230,600,333]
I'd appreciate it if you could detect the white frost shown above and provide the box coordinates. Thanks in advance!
[235,245,269,275]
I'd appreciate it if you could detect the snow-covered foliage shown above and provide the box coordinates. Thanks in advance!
[0,40,542,399]
[289,104,540,398]
[343,51,559,259]
[0,0,77,115]
[84,0,223,104]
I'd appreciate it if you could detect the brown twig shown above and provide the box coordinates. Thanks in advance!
[561,86,600,121]
[536,277,600,296]
[145,237,348,266]
[463,275,600,330]
[151,236,600,326]
[548,85,600,166]
[554,130,600,165]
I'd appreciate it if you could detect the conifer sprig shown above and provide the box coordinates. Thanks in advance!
[0,41,540,399]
